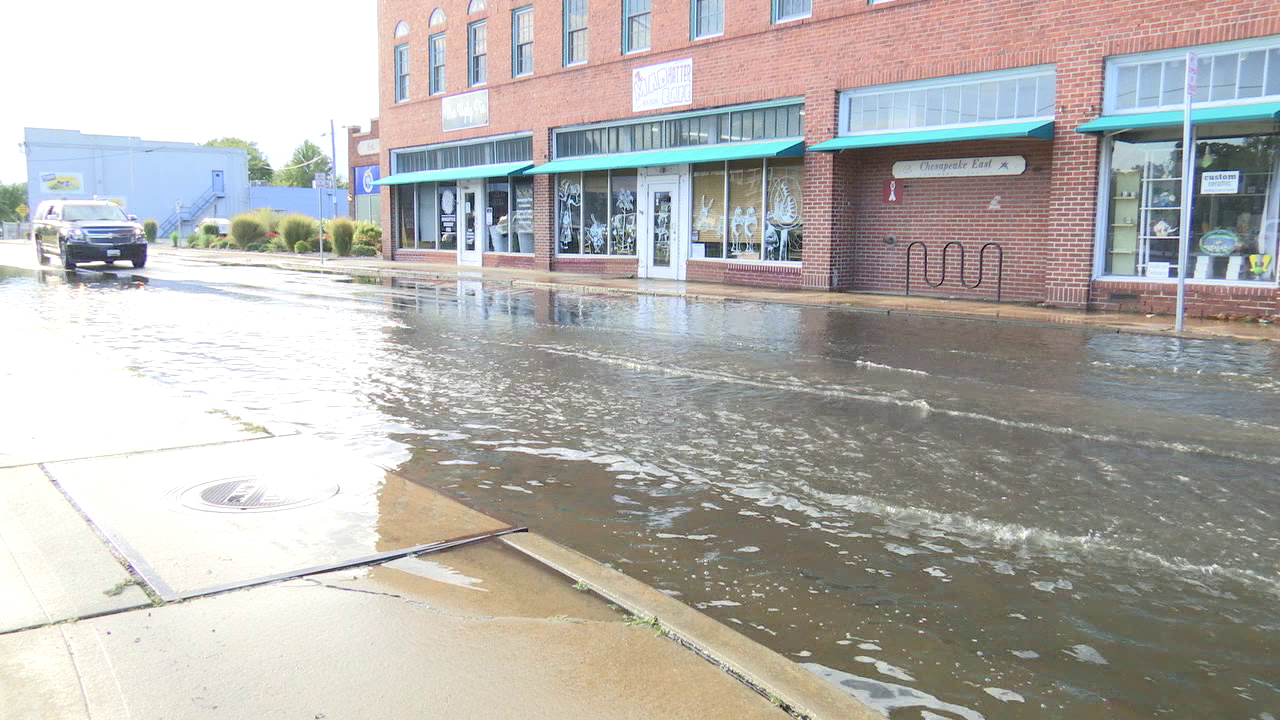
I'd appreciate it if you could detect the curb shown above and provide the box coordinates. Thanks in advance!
[502,532,882,720]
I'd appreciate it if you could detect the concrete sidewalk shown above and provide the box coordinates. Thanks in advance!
[151,245,1280,344]
[0,308,878,719]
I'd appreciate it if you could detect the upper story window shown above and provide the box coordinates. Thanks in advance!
[394,43,410,102]
[467,0,486,12]
[468,20,488,86]
[623,0,651,54]
[691,0,723,39]
[393,21,410,38]
[564,0,588,66]
[840,66,1056,135]
[429,8,446,26]
[429,32,446,95]
[1105,37,1280,113]
[554,101,803,158]
[392,136,533,173]
[513,6,534,77]
[772,0,810,24]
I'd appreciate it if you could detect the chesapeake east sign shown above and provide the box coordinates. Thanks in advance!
[892,155,1026,179]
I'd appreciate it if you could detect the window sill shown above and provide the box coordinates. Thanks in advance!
[692,257,803,266]
[1096,274,1278,287]
[691,32,724,42]
[563,60,588,68]
[623,47,651,56]
[772,13,812,25]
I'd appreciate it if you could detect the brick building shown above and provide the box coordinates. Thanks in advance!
[348,120,382,224]
[369,0,1280,317]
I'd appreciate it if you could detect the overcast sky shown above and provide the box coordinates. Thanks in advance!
[0,0,379,185]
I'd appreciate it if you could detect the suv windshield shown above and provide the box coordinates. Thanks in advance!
[63,204,129,222]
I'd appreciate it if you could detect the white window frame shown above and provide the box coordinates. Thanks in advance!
[468,20,487,87]
[771,0,810,24]
[623,0,651,54]
[394,43,410,103]
[563,0,589,66]
[512,6,534,77]
[1103,35,1280,115]
[837,65,1056,137]
[691,0,724,40]
[429,33,446,96]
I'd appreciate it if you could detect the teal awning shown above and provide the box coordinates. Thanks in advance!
[808,120,1055,151]
[372,161,534,186]
[525,140,805,175]
[1075,102,1280,133]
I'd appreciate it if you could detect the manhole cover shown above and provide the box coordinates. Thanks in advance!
[176,476,339,513]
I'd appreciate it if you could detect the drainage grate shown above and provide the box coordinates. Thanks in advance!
[176,476,339,513]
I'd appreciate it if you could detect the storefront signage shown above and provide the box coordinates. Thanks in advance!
[40,171,85,194]
[1200,171,1239,194]
[354,165,380,195]
[356,138,381,157]
[632,58,693,113]
[883,179,903,203]
[442,89,489,132]
[891,156,1026,179]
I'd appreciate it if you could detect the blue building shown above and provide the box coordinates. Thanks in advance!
[248,185,347,221]
[23,128,249,237]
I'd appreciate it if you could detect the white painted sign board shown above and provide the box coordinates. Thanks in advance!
[891,156,1026,179]
[633,58,693,113]
[1200,171,1239,194]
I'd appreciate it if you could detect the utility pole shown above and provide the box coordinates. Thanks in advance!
[329,119,339,230]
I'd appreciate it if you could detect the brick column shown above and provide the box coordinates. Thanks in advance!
[1044,44,1106,308]
[800,89,855,290]
[532,128,554,271]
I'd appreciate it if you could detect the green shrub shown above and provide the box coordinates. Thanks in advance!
[231,214,268,248]
[252,208,281,235]
[201,222,219,236]
[351,244,377,257]
[143,220,158,242]
[331,218,355,256]
[279,213,317,250]
[294,240,313,254]
[188,234,210,249]
[211,237,236,250]
[354,222,382,247]
[170,231,179,247]
[245,242,263,253]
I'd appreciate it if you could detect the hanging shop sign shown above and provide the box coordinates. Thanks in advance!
[442,89,489,132]
[633,58,693,113]
[1200,171,1240,195]
[354,165,380,195]
[356,138,381,157]
[891,156,1026,179]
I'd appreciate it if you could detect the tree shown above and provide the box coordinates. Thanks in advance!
[0,182,27,222]
[274,140,333,188]
[204,138,274,184]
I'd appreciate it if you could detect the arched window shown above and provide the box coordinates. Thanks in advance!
[429,8,446,26]
[393,20,410,37]
[467,0,486,14]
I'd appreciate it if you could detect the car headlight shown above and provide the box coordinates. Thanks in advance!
[133,227,146,241]
[67,228,86,240]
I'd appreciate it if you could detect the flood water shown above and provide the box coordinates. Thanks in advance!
[2,252,1277,720]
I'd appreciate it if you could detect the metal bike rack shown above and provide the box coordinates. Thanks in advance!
[905,241,1004,303]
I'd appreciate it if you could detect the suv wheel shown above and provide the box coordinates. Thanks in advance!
[59,241,77,270]
[132,250,147,269]
[34,238,48,266]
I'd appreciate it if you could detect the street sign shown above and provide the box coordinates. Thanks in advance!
[313,172,331,189]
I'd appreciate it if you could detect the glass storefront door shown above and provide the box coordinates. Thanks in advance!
[458,180,483,266]
[642,180,679,279]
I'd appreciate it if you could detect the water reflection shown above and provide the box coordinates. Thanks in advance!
[3,264,1278,720]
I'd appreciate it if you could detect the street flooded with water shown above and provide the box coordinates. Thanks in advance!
[2,248,1277,719]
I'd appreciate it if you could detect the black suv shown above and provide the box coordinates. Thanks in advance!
[33,200,148,270]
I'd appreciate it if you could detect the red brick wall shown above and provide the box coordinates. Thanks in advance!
[373,0,1280,315]
[688,260,805,289]
[552,257,640,275]
[347,120,380,220]
[843,139,1053,303]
